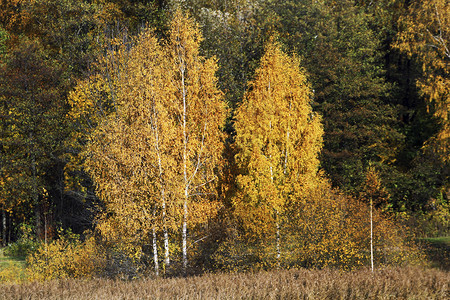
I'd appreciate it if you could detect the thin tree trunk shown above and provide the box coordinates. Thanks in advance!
[152,104,170,269]
[158,186,170,270]
[8,217,11,245]
[152,227,159,276]
[2,210,6,247]
[182,190,188,272]
[44,208,47,245]
[30,143,41,241]
[180,55,188,273]
[284,99,291,175]
[268,117,281,268]
[270,163,281,268]
[59,165,64,227]
[275,213,281,269]
[34,193,41,240]
[277,100,292,269]
[163,221,170,268]
[370,197,374,272]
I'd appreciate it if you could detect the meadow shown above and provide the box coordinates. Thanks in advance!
[0,248,27,283]
[1,238,449,299]
[422,236,450,270]
[0,266,448,299]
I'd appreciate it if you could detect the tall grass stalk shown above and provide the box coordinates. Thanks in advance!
[1,267,448,299]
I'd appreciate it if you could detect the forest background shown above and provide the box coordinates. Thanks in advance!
[0,0,448,280]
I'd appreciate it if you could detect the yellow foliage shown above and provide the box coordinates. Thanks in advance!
[395,0,449,160]
[216,177,424,271]
[0,261,26,283]
[26,235,104,280]
[233,38,323,264]
[295,178,425,269]
[77,10,227,273]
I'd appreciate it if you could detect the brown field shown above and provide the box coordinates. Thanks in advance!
[0,266,448,299]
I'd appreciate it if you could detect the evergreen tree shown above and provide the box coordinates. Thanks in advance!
[268,0,404,195]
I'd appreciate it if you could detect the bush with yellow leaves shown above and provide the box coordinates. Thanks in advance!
[26,230,105,280]
[214,178,425,271]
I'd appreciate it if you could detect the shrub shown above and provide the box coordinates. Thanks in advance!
[214,179,426,271]
[26,231,105,280]
[3,224,39,258]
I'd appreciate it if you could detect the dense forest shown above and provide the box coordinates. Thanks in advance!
[0,0,448,278]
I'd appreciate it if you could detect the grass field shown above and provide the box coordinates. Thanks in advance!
[0,238,449,299]
[0,248,27,282]
[422,236,450,270]
[424,236,450,244]
[0,266,448,299]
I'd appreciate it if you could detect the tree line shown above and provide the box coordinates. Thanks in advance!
[0,0,448,277]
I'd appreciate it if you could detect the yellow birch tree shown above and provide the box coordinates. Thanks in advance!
[166,10,227,272]
[84,29,181,276]
[396,0,449,160]
[80,10,226,275]
[233,39,323,267]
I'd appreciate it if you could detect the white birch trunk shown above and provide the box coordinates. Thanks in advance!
[163,222,170,268]
[181,59,188,273]
[182,189,188,272]
[370,197,374,272]
[161,197,170,268]
[152,227,159,276]
[268,117,281,268]
[152,106,170,268]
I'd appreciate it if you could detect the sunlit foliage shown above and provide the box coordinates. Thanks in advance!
[78,10,226,275]
[232,39,323,267]
[396,0,449,161]
[27,231,104,280]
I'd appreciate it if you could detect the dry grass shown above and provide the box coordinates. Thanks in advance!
[0,266,448,299]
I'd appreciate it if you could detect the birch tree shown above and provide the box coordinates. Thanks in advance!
[396,0,449,161]
[167,10,227,272]
[83,10,226,275]
[233,39,323,267]
[362,165,390,272]
[85,29,177,275]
